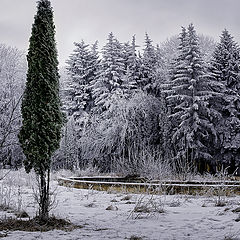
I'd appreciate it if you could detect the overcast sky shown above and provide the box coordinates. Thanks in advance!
[1,0,240,66]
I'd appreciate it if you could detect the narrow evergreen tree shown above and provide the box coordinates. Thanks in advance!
[18,0,63,221]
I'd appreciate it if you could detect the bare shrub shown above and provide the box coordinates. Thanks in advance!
[128,190,165,219]
[80,92,169,176]
[224,229,240,240]
[113,147,173,180]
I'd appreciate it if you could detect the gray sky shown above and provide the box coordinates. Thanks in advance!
[1,0,240,66]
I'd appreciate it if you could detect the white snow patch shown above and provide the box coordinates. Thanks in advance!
[1,178,240,240]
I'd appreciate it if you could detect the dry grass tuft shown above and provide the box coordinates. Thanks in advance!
[129,235,143,240]
[0,216,82,232]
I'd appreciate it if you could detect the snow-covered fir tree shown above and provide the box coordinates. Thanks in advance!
[56,26,240,176]
[92,32,125,113]
[121,35,139,96]
[153,44,167,97]
[138,33,157,93]
[65,40,99,135]
[167,24,218,173]
[209,29,240,173]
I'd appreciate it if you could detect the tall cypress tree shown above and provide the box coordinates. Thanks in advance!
[18,0,63,221]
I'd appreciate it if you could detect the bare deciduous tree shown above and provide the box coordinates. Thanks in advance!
[0,44,26,168]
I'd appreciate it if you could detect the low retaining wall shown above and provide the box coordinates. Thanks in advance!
[58,177,240,195]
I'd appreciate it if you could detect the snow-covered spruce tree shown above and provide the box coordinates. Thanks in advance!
[167,24,218,174]
[209,30,240,173]
[65,40,99,134]
[18,0,63,222]
[59,41,99,169]
[153,44,167,97]
[66,41,90,115]
[160,34,216,79]
[138,33,157,93]
[121,36,140,95]
[161,28,188,173]
[92,32,125,113]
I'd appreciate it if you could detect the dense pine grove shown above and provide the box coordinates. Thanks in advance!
[0,22,240,178]
[58,24,240,177]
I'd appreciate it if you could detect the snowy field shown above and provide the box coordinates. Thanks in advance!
[0,170,240,240]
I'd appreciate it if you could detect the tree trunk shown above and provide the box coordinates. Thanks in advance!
[39,169,50,222]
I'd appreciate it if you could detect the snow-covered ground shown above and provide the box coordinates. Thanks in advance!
[0,170,240,240]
